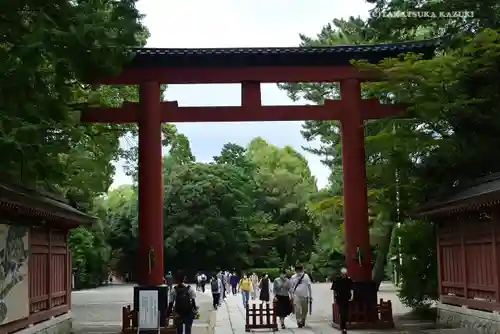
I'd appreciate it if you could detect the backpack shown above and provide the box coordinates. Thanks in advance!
[174,285,193,316]
[211,279,219,292]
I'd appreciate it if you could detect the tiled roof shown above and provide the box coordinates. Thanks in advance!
[0,182,96,224]
[420,173,500,215]
[126,39,439,68]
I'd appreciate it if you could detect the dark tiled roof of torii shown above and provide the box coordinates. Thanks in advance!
[126,39,439,68]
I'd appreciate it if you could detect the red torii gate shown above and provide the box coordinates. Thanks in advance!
[83,41,436,328]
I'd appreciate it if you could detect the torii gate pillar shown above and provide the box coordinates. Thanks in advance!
[137,82,164,285]
[339,79,372,281]
[336,79,380,327]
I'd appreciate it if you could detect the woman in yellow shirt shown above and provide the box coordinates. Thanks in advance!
[239,273,252,308]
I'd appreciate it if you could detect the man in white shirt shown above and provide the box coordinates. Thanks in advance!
[290,264,312,328]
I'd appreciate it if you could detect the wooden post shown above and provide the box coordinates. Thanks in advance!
[460,218,468,298]
[48,227,52,309]
[339,79,372,281]
[241,81,261,108]
[259,303,263,326]
[122,306,129,329]
[137,82,164,285]
[245,304,251,332]
[66,229,72,308]
[492,209,500,302]
[436,219,443,297]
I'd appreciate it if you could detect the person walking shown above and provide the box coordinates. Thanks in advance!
[258,273,271,303]
[224,271,231,297]
[221,272,226,299]
[238,273,252,308]
[230,272,239,295]
[167,270,198,334]
[250,272,259,299]
[290,264,312,328]
[195,272,202,292]
[218,271,227,300]
[210,274,223,309]
[331,267,354,334]
[273,269,293,329]
[165,271,173,286]
[199,273,207,293]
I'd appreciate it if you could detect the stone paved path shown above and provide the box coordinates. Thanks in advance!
[71,284,214,333]
[69,282,468,334]
[213,283,467,334]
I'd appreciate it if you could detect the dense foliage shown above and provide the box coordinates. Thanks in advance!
[5,0,500,310]
[104,138,319,280]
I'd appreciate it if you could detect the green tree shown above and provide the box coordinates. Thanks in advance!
[1,1,147,199]
[2,0,153,288]
[104,185,139,280]
[247,138,318,268]
[163,163,255,274]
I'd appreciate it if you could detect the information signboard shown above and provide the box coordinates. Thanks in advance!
[133,285,169,328]
[138,289,159,329]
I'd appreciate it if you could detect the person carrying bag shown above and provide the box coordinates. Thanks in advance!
[290,264,312,328]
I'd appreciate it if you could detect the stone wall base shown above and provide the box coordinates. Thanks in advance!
[15,312,72,334]
[437,302,500,334]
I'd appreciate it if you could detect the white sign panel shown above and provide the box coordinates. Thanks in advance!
[138,290,159,329]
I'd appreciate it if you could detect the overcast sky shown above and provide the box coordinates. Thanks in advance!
[111,0,372,189]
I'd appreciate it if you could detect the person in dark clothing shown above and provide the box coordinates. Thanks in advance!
[331,267,354,334]
[230,272,239,295]
[167,270,198,334]
[259,274,270,302]
[210,274,222,309]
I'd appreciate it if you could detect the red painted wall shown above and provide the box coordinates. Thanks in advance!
[437,209,500,311]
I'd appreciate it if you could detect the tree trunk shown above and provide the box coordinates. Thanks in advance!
[372,221,395,291]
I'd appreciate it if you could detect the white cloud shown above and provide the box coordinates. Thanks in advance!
[111,0,372,189]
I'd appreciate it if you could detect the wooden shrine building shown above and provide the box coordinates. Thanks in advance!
[421,173,500,332]
[0,182,93,334]
[83,40,437,330]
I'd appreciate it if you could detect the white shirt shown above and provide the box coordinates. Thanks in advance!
[169,284,196,302]
[290,273,312,298]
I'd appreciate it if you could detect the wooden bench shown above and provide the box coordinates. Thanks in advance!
[245,302,278,332]
[121,305,176,334]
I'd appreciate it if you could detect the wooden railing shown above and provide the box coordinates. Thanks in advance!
[332,298,394,330]
[245,302,278,332]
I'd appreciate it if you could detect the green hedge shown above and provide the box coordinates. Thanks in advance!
[247,268,294,280]
[248,268,330,282]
